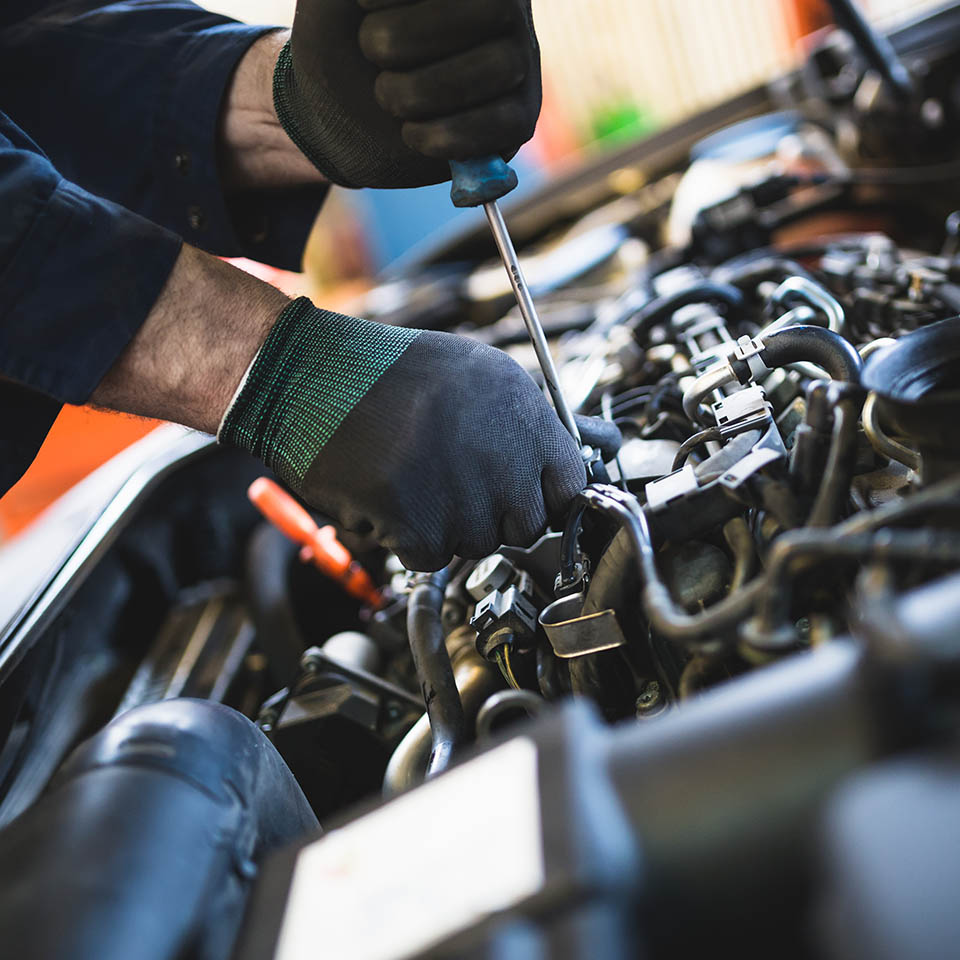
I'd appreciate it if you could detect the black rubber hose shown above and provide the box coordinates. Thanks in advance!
[713,256,819,290]
[577,486,765,649]
[0,700,318,960]
[559,500,588,589]
[629,282,745,343]
[758,326,863,383]
[756,528,960,633]
[245,524,306,685]
[579,478,960,649]
[406,567,462,777]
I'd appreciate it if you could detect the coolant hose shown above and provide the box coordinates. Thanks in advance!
[406,567,463,777]
[630,282,745,342]
[758,326,862,383]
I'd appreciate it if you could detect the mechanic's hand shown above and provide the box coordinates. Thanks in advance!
[219,298,588,571]
[273,0,541,189]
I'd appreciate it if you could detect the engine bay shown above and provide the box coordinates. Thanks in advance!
[2,6,960,958]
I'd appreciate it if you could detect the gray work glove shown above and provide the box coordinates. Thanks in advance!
[220,299,619,570]
[273,0,541,188]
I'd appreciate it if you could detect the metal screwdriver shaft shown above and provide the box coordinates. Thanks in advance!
[448,155,584,453]
[482,200,583,448]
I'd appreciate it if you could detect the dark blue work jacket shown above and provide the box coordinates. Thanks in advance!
[0,1,327,496]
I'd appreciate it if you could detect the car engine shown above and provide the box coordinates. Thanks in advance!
[1,5,960,959]
[326,0,960,794]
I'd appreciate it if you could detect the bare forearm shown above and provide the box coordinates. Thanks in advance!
[218,29,326,190]
[91,245,288,434]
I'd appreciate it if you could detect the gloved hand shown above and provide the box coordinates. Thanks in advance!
[273,0,541,189]
[219,299,617,571]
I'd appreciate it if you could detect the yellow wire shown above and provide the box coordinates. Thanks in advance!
[501,645,521,690]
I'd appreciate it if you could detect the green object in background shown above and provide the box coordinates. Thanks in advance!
[589,100,658,148]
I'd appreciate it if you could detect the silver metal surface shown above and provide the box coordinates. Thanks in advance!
[538,593,627,658]
[382,625,500,796]
[475,689,544,739]
[770,276,844,333]
[483,200,584,449]
[682,361,738,424]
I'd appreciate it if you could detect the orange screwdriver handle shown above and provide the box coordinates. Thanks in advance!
[249,476,317,545]
[248,477,384,609]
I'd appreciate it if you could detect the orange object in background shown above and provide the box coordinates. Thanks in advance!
[0,260,312,544]
[248,476,384,609]
[529,77,583,171]
[786,0,834,42]
[0,406,159,540]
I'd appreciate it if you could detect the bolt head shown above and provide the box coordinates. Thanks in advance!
[636,680,663,714]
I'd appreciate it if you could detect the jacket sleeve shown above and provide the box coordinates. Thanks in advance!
[0,1,327,271]
[0,112,183,495]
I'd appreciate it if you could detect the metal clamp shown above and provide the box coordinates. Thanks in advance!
[538,594,627,658]
[732,335,771,382]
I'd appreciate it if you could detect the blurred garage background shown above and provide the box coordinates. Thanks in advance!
[0,0,943,539]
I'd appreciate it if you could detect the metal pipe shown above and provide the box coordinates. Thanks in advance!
[756,528,960,634]
[807,392,864,527]
[757,304,818,338]
[475,689,544,740]
[576,485,764,648]
[672,427,723,471]
[862,391,921,471]
[770,276,845,333]
[757,305,833,379]
[681,362,738,425]
[859,337,897,360]
[683,318,859,427]
[722,517,757,592]
[572,477,960,650]
[384,627,501,795]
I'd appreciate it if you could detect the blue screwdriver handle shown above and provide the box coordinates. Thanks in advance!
[449,156,519,208]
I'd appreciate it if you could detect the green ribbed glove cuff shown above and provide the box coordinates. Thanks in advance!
[218,297,421,489]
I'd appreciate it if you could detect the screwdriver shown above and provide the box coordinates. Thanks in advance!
[248,477,384,609]
[449,156,587,457]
